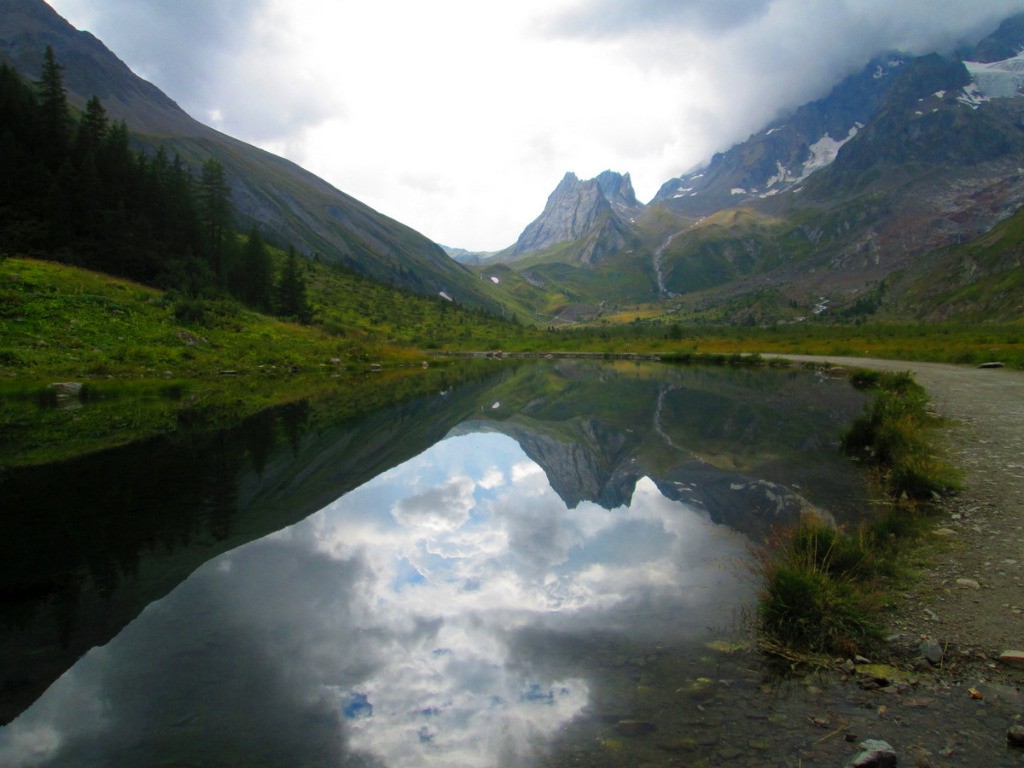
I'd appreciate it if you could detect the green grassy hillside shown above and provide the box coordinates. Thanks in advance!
[898,204,1024,321]
[0,255,527,382]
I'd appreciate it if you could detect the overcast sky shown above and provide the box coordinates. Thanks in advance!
[42,0,1024,251]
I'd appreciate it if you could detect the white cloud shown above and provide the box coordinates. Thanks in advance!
[391,475,476,533]
[477,466,505,490]
[510,460,544,484]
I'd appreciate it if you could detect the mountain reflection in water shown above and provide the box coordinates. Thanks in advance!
[0,362,871,767]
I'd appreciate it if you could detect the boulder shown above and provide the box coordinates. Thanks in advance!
[49,381,83,396]
[48,382,85,410]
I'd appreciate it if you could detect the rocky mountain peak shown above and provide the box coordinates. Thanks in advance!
[511,170,641,258]
[595,170,640,209]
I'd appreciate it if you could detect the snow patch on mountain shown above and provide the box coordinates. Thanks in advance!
[958,82,990,108]
[803,125,861,176]
[754,124,862,198]
[764,161,791,189]
[963,51,1024,102]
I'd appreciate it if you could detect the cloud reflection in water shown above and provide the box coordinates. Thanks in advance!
[294,431,752,766]
[0,431,753,768]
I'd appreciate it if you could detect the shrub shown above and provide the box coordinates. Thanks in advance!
[848,370,880,390]
[758,518,882,656]
[173,296,208,324]
[788,521,873,581]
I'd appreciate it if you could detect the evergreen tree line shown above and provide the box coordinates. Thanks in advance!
[0,47,310,321]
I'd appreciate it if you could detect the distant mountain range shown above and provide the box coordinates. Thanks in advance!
[462,14,1024,323]
[3,0,1023,323]
[0,0,501,312]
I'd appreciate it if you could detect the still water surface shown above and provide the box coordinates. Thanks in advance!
[0,361,874,766]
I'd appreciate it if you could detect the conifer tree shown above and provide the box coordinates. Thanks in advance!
[37,46,71,165]
[275,246,311,322]
[74,95,108,159]
[198,157,233,280]
[235,226,274,311]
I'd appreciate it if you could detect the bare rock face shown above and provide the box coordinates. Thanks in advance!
[595,169,640,209]
[511,170,641,260]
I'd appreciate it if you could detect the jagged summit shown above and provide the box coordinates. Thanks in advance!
[595,169,640,209]
[510,170,641,260]
[965,11,1024,63]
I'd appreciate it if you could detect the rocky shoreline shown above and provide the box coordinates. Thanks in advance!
[770,356,1024,766]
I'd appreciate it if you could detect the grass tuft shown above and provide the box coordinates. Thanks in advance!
[840,370,960,499]
[757,516,882,656]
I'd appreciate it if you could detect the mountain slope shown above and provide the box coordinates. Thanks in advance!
[480,13,1024,323]
[0,0,500,311]
[898,202,1024,321]
[652,54,908,216]
[656,15,1024,319]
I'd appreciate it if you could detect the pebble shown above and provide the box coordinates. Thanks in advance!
[1008,725,1024,748]
[846,739,897,768]
[997,650,1024,669]
[920,640,944,665]
[955,578,982,590]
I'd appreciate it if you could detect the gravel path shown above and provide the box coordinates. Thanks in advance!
[779,356,1024,663]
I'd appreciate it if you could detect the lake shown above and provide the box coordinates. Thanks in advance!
[0,360,874,766]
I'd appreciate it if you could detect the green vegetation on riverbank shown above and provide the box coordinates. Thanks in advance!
[2,251,1018,476]
[5,254,1023,382]
[757,369,959,657]
[0,256,521,379]
[0,358,497,469]
[532,321,1024,370]
[0,256,510,466]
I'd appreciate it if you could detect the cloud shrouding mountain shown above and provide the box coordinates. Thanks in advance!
[42,0,1024,250]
